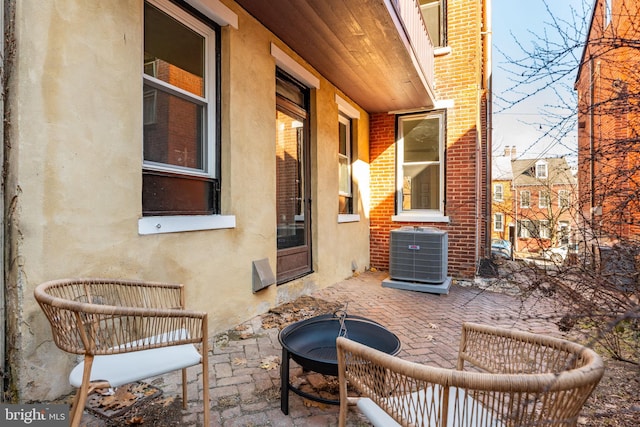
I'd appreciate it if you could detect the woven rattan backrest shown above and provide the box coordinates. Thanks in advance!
[457,322,589,374]
[338,323,604,427]
[34,278,206,356]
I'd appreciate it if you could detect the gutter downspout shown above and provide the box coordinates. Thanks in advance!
[477,0,492,262]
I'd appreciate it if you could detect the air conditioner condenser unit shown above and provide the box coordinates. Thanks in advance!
[383,226,452,294]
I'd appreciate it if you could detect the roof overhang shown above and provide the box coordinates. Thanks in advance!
[235,0,436,113]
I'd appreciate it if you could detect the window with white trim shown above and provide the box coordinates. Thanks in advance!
[539,190,550,208]
[519,219,532,238]
[493,184,503,202]
[142,0,219,216]
[494,213,504,232]
[419,0,446,47]
[558,190,570,209]
[338,114,353,214]
[520,190,530,208]
[539,220,550,239]
[535,161,548,179]
[396,111,445,216]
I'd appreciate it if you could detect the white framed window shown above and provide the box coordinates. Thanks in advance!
[493,184,503,202]
[519,219,532,238]
[494,213,504,232]
[520,190,530,208]
[396,111,445,217]
[338,114,353,214]
[539,220,550,239]
[559,221,570,244]
[535,161,548,179]
[558,190,570,209]
[539,191,550,208]
[142,0,218,216]
[419,0,446,47]
[336,95,360,222]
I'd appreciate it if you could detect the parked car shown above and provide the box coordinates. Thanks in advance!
[491,239,512,259]
[541,245,569,264]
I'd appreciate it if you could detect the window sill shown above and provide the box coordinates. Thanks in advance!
[138,215,236,235]
[392,214,450,223]
[434,46,452,56]
[338,214,360,223]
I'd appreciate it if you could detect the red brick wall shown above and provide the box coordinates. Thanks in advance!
[369,2,488,278]
[575,0,640,242]
[369,113,397,268]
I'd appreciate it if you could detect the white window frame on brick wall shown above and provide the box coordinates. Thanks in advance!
[539,190,550,208]
[558,190,570,209]
[419,0,447,48]
[393,110,448,223]
[520,190,530,208]
[494,212,504,232]
[519,219,532,238]
[494,183,503,202]
[539,220,550,239]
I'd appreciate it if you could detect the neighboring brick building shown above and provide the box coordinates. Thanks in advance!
[490,153,577,256]
[511,157,577,254]
[369,0,492,278]
[575,0,640,245]
[491,147,516,243]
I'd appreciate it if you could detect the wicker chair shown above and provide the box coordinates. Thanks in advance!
[34,278,210,427]
[337,322,604,427]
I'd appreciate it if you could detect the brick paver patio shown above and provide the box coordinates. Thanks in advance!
[81,270,560,426]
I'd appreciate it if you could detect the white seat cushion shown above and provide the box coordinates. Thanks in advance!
[69,330,202,388]
[357,385,505,427]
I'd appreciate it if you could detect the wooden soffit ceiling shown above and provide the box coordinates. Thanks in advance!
[235,0,435,113]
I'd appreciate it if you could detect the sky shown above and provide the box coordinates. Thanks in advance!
[491,0,590,163]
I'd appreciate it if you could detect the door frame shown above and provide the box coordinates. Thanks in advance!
[275,71,312,284]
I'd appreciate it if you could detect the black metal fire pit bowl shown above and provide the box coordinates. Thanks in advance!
[279,312,401,414]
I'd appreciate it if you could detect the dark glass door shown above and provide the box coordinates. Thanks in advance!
[276,73,312,283]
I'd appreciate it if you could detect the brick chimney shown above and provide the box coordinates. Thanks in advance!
[503,146,517,159]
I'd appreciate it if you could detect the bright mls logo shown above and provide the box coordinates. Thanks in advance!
[1,404,67,426]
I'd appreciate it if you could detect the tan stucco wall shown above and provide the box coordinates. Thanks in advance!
[7,0,370,401]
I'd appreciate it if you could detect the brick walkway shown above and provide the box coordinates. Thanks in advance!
[81,270,561,426]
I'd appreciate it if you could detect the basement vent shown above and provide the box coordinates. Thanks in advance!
[252,258,275,293]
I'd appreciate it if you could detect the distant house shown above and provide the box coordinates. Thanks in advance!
[511,158,577,253]
[574,0,640,245]
[491,147,516,243]
[2,0,491,402]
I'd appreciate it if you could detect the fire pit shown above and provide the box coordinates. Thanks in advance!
[279,311,400,414]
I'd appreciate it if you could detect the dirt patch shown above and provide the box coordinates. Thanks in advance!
[86,382,162,419]
[97,396,184,426]
[260,295,344,330]
[580,358,640,426]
